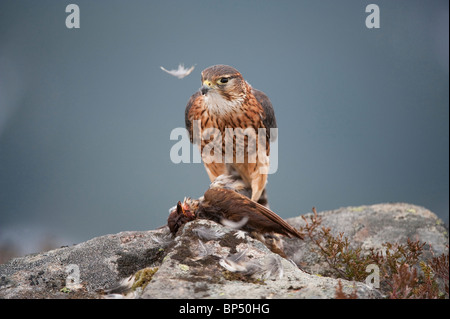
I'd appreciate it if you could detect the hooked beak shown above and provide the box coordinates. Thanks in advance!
[200,80,213,95]
[200,84,210,95]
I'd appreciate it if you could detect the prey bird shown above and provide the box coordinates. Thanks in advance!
[167,175,303,241]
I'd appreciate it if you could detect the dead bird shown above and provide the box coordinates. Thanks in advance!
[167,175,303,241]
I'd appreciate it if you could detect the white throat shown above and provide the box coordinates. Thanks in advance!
[204,91,244,116]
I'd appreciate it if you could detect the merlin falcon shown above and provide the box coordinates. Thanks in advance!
[185,65,277,205]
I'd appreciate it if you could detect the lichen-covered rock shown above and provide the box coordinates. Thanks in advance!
[0,229,170,298]
[139,219,379,299]
[0,203,447,299]
[284,203,448,275]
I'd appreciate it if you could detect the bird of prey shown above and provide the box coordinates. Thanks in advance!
[185,65,277,206]
[167,175,303,241]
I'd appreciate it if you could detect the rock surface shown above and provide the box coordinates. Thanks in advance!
[0,203,447,299]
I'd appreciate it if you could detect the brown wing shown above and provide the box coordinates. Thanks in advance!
[185,91,203,143]
[252,88,277,142]
[200,188,303,239]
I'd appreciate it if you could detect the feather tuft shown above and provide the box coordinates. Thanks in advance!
[192,226,225,241]
[160,64,195,79]
[220,216,249,229]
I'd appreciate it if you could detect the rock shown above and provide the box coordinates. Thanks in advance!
[284,203,448,276]
[0,229,170,299]
[0,203,447,299]
[140,219,379,299]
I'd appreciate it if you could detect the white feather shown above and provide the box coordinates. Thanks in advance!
[160,64,195,79]
[219,249,262,275]
[192,226,225,241]
[149,232,174,247]
[262,255,284,280]
[234,230,247,239]
[220,216,248,229]
[196,239,210,257]
[204,91,244,116]
[219,258,248,272]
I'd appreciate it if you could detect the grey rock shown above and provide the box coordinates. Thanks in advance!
[284,203,448,275]
[0,203,447,299]
[140,219,379,299]
[0,229,170,298]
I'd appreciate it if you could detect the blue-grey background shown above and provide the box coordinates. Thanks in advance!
[0,0,448,257]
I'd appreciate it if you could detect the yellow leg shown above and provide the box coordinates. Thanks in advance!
[250,172,267,202]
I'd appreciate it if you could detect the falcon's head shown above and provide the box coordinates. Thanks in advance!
[200,65,249,115]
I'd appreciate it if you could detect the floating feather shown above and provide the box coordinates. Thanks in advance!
[160,64,195,79]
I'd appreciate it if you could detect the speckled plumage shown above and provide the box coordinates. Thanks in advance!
[185,65,277,204]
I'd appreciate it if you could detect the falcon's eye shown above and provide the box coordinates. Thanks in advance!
[218,77,229,84]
